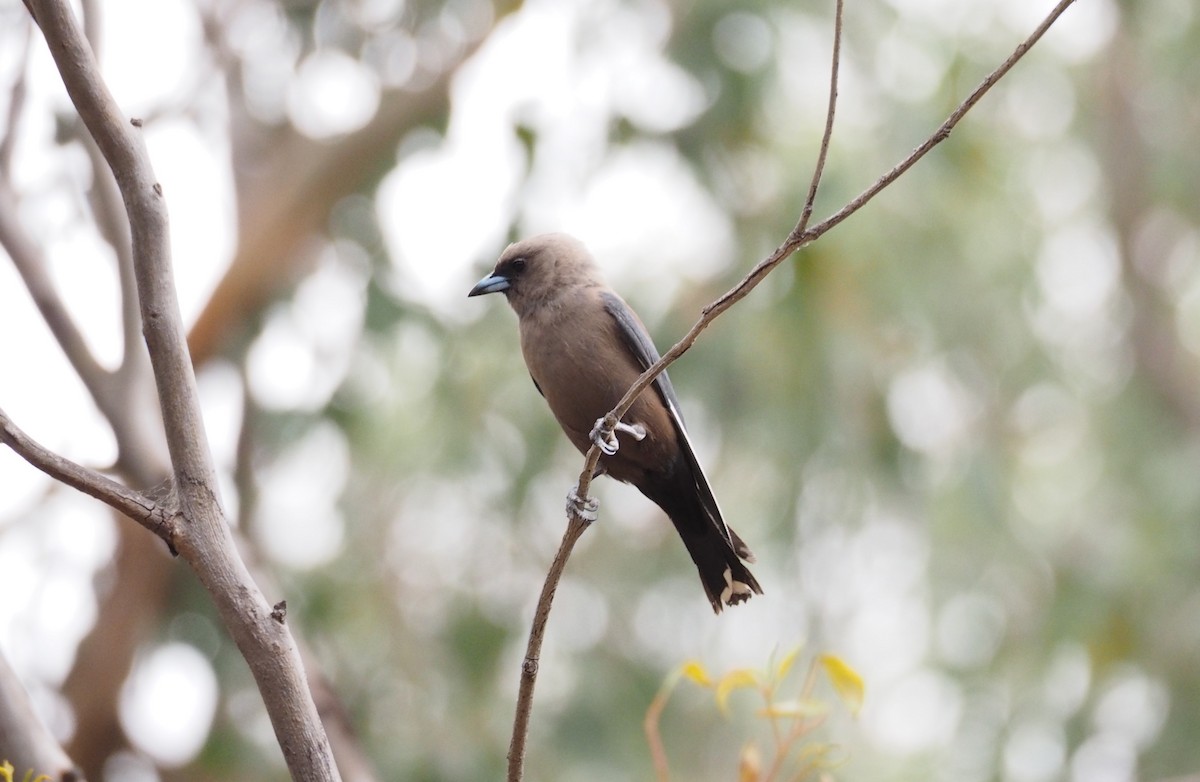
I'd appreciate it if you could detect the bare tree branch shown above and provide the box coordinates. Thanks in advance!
[507,0,1078,777]
[186,5,519,366]
[7,2,512,773]
[0,650,83,781]
[62,523,172,778]
[0,20,31,172]
[0,182,114,398]
[0,172,168,488]
[77,131,144,385]
[1098,28,1200,429]
[798,0,844,236]
[601,0,1078,457]
[505,515,591,782]
[0,406,177,547]
[3,93,169,772]
[24,2,342,778]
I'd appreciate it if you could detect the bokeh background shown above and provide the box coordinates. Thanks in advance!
[2,0,1198,780]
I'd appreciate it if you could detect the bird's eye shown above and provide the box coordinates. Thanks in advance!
[511,257,527,272]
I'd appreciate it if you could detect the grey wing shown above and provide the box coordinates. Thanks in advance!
[600,292,751,559]
[599,292,684,420]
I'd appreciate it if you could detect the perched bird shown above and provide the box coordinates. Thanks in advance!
[469,233,761,612]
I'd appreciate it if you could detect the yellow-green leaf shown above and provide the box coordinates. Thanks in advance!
[819,654,865,716]
[1,761,13,782]
[774,646,802,684]
[716,669,760,715]
[681,660,713,688]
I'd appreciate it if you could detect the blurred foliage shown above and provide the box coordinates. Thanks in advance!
[5,0,1200,780]
[645,650,863,781]
[0,761,49,782]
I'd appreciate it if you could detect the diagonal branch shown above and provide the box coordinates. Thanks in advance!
[186,3,522,366]
[0,181,114,396]
[0,649,82,781]
[0,406,176,548]
[597,0,1078,462]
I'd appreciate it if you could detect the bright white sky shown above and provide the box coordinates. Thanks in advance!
[0,0,1132,774]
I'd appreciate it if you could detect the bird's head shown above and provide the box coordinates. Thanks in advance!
[468,233,601,316]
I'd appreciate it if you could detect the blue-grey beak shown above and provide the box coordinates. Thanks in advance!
[468,273,510,297]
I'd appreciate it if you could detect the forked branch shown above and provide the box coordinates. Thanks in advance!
[21,2,342,778]
[0,407,177,549]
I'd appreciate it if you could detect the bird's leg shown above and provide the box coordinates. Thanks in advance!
[567,482,599,523]
[618,421,648,440]
[589,417,647,456]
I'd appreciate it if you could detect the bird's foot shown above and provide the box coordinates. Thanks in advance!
[567,483,599,523]
[589,417,647,456]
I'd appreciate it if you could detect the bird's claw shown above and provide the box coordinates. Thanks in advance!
[567,483,599,523]
[589,418,619,455]
[589,417,646,456]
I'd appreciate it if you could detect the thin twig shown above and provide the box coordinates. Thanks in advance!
[79,131,145,386]
[643,670,683,782]
[758,659,828,782]
[0,181,114,396]
[0,406,176,548]
[0,21,32,172]
[504,0,1079,778]
[604,0,1077,439]
[797,0,844,237]
[506,515,591,782]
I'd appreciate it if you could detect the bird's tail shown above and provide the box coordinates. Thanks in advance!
[641,478,762,613]
[677,519,762,613]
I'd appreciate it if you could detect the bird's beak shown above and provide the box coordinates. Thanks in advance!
[468,272,510,297]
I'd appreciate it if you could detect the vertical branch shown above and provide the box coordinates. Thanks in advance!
[506,516,591,782]
[0,20,31,172]
[0,184,113,397]
[795,0,844,238]
[643,673,681,782]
